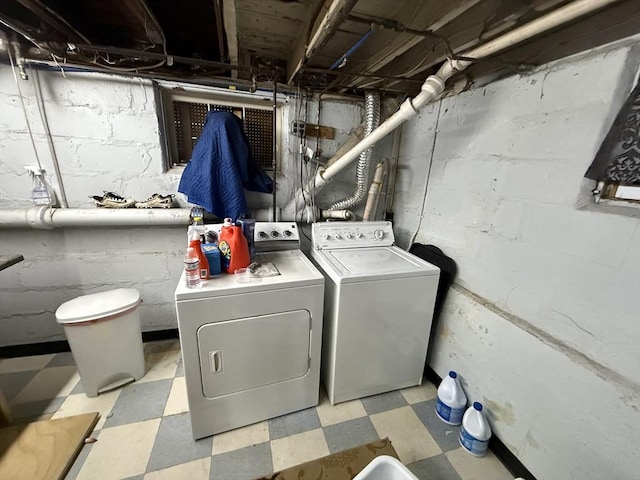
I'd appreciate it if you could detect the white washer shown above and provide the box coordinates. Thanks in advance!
[311,221,440,405]
[175,223,324,439]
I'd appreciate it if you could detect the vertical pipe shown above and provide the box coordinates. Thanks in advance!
[33,68,69,207]
[272,73,278,221]
[363,161,386,221]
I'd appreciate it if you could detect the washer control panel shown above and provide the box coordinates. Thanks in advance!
[312,221,395,250]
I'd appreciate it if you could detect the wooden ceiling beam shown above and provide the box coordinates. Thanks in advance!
[340,0,481,89]
[14,0,90,44]
[287,0,357,84]
[378,0,569,90]
[213,0,226,61]
[222,0,240,78]
[122,0,165,46]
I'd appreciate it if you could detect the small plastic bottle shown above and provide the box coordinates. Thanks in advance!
[435,370,467,425]
[184,247,201,289]
[189,233,210,280]
[187,210,206,244]
[459,402,492,457]
[28,168,54,206]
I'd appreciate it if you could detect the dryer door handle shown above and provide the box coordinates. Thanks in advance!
[209,350,223,373]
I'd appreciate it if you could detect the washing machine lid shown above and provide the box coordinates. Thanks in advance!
[175,249,324,300]
[312,246,439,284]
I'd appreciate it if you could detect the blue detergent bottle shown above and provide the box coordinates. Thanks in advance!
[202,231,222,275]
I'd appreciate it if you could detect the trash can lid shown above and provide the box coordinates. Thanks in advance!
[55,288,141,324]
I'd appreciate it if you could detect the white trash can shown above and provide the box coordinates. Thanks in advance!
[55,288,145,397]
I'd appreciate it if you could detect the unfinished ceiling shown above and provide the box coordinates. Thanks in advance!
[0,0,639,95]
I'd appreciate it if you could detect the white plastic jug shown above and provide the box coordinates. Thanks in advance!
[459,402,492,457]
[435,370,467,425]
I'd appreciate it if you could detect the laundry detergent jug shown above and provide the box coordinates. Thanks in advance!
[218,217,251,273]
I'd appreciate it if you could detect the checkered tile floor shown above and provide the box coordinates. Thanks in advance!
[0,339,514,480]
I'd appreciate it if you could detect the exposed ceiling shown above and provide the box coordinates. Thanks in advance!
[1,0,639,95]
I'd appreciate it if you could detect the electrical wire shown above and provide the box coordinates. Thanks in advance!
[8,46,43,171]
[296,82,308,223]
[408,99,442,247]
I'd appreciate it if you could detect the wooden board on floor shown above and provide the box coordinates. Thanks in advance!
[0,412,99,480]
[257,437,398,480]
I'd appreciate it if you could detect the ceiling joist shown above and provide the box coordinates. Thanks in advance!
[15,0,90,43]
[339,0,482,90]
[223,0,240,78]
[287,0,358,84]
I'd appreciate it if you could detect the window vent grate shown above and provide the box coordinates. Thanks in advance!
[172,101,274,170]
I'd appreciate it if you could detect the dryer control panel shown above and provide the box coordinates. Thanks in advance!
[312,221,395,250]
[254,222,300,252]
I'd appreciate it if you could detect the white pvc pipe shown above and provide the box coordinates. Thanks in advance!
[282,0,619,220]
[321,209,354,220]
[0,207,191,229]
[363,161,386,221]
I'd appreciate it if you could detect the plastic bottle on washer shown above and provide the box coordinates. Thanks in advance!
[184,247,202,289]
[189,233,210,280]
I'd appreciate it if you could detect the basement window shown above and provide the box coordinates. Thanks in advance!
[158,84,279,171]
[585,78,640,207]
[593,181,640,204]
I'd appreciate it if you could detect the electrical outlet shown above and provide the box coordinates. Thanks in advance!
[291,120,306,137]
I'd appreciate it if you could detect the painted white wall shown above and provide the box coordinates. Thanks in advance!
[0,66,377,345]
[393,38,640,480]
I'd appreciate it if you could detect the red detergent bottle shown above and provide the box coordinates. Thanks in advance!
[218,217,251,273]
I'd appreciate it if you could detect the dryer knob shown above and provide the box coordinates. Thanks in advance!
[271,231,280,238]
[374,229,384,240]
[334,234,341,240]
[283,230,292,237]
[322,234,329,240]
[344,233,352,239]
[258,231,268,239]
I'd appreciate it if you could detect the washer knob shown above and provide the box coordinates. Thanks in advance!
[271,231,280,238]
[355,232,363,239]
[258,231,268,239]
[344,233,352,239]
[322,234,329,240]
[283,230,292,237]
[374,230,384,240]
[334,233,341,240]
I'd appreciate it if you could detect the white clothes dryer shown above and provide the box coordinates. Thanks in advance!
[175,223,324,439]
[311,221,440,405]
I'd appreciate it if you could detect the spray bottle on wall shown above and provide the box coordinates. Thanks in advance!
[25,166,57,207]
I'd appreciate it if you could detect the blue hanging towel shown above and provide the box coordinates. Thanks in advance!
[178,111,273,220]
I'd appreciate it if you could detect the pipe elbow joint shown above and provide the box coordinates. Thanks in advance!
[399,99,419,121]
[27,206,55,229]
[422,75,445,95]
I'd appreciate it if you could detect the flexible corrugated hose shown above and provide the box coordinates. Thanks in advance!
[327,91,380,211]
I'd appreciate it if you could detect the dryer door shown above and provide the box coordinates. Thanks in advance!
[197,310,311,398]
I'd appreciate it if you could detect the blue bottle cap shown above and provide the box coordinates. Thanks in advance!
[449,371,457,378]
[473,402,483,411]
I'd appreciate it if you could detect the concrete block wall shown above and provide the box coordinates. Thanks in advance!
[0,67,372,346]
[393,38,640,479]
[0,227,185,343]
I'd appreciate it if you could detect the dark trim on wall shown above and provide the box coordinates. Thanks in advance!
[0,340,71,358]
[425,366,537,480]
[142,328,179,342]
[0,329,180,358]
